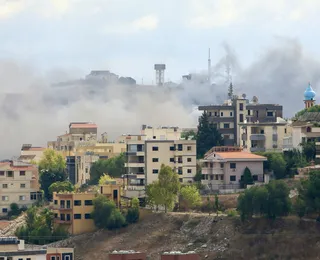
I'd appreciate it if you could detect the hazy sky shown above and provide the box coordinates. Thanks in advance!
[1,0,320,83]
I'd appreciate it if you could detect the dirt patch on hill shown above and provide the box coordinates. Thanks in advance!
[48,213,320,260]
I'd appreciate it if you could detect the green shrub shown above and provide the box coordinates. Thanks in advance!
[226,209,238,217]
[107,209,126,230]
[126,207,139,224]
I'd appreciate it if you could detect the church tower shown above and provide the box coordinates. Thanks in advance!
[304,82,316,109]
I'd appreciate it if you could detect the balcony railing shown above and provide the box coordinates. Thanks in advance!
[250,134,266,141]
[250,147,266,152]
[202,168,224,175]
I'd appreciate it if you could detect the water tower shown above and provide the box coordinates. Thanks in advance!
[154,64,166,86]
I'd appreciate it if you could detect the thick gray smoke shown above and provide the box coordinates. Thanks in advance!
[0,38,319,158]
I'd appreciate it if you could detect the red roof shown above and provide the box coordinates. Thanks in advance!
[69,123,97,129]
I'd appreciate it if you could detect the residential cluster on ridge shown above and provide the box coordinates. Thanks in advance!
[1,78,320,259]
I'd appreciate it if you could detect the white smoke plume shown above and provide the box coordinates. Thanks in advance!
[0,38,319,158]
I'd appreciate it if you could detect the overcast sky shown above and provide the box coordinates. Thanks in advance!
[1,0,320,83]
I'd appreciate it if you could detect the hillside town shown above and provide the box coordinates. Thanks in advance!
[1,81,320,260]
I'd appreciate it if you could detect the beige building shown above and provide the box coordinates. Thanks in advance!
[0,236,74,260]
[18,144,45,163]
[198,97,283,146]
[125,126,197,197]
[0,161,41,216]
[201,147,267,189]
[52,183,121,235]
[239,117,288,152]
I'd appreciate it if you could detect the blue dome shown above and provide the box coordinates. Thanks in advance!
[304,82,316,100]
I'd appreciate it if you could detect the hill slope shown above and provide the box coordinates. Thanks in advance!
[49,213,320,260]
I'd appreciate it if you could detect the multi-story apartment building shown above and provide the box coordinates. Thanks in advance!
[0,236,74,260]
[0,161,42,216]
[18,144,45,163]
[200,147,267,189]
[125,126,197,197]
[47,122,98,157]
[198,96,283,146]
[52,183,120,235]
[239,117,288,152]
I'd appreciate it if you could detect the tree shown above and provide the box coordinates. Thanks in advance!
[228,82,233,99]
[146,164,180,212]
[145,183,162,210]
[90,153,126,184]
[180,185,201,210]
[48,181,74,197]
[181,130,197,140]
[107,209,125,229]
[98,174,115,185]
[240,167,254,188]
[299,170,320,217]
[197,112,223,158]
[92,195,116,229]
[283,149,308,176]
[256,152,286,179]
[39,149,67,200]
[126,208,139,223]
[237,181,291,221]
[8,203,21,217]
[131,197,140,208]
[294,197,306,219]
[194,163,202,182]
[301,141,316,162]
[214,194,220,216]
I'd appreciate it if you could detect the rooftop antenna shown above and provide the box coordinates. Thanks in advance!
[208,48,211,84]
[154,64,166,86]
[225,53,232,86]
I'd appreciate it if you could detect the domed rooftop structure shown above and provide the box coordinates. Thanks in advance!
[304,82,316,101]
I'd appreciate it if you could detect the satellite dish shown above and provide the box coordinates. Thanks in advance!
[252,96,259,103]
[242,93,246,99]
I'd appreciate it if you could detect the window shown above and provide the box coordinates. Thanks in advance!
[19,196,26,201]
[177,144,183,151]
[0,171,4,176]
[152,169,159,174]
[2,184,7,188]
[170,158,174,163]
[85,213,92,219]
[178,157,183,163]
[27,258,31,260]
[74,214,81,219]
[223,123,230,129]
[220,163,224,168]
[187,169,192,174]
[152,158,159,162]
[153,136,156,139]
[67,200,71,209]
[247,110,251,116]
[170,146,175,151]
[267,111,273,117]
[60,214,65,221]
[7,171,13,177]
[178,167,183,175]
[240,114,244,123]
[51,256,56,260]
[230,175,236,181]
[85,200,93,206]
[61,200,65,208]
[20,171,26,176]
[66,214,71,221]
[65,256,71,260]
[54,200,58,205]
[20,184,26,188]
[2,208,7,213]
[187,158,192,162]
[208,112,212,116]
[2,196,8,201]
[152,146,159,151]
[253,175,258,181]
[54,213,58,219]
[230,112,233,116]
[285,128,287,134]
[214,111,218,116]
[239,103,243,111]
[85,168,88,173]
[187,146,192,151]
[220,112,224,116]
[179,178,183,183]
[31,193,37,200]
[230,163,236,169]
[74,200,81,206]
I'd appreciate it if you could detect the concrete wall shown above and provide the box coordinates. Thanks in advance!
[224,161,264,184]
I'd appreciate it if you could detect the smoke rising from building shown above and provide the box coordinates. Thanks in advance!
[0,38,319,158]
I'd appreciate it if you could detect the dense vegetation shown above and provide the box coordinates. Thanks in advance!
[294,104,320,118]
[90,153,126,184]
[91,195,140,229]
[15,207,68,244]
[38,149,67,200]
[237,181,291,221]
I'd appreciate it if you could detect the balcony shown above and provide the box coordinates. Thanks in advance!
[125,162,145,168]
[250,134,266,141]
[250,147,266,152]
[202,168,224,175]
